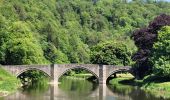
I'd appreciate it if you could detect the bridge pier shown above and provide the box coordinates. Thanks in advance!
[99,65,107,84]
[1,64,131,85]
[99,84,107,100]
[50,64,60,84]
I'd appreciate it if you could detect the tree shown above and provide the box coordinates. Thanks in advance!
[4,21,48,65]
[0,15,8,64]
[151,26,170,77]
[44,42,69,64]
[90,41,132,66]
[132,14,170,79]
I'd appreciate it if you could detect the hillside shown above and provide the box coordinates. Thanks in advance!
[0,0,170,64]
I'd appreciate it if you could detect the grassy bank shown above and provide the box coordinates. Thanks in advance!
[60,74,93,80]
[109,74,170,99]
[0,67,21,97]
[140,76,170,99]
[142,82,170,98]
[108,74,136,89]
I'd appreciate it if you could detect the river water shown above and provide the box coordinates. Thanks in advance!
[1,78,169,100]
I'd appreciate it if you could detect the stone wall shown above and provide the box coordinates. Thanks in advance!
[1,65,51,77]
[1,64,132,84]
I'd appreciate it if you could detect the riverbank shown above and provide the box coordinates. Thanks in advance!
[0,67,21,97]
[109,74,170,99]
[60,74,93,80]
[142,82,170,98]
[59,73,100,84]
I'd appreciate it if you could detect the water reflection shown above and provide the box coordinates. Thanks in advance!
[58,77,98,100]
[1,78,170,100]
[107,84,170,100]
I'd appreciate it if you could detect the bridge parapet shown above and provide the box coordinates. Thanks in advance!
[1,65,51,77]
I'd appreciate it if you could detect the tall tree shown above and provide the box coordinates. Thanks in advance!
[151,26,170,77]
[132,14,170,79]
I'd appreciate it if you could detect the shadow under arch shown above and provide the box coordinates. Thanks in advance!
[58,66,99,83]
[17,68,51,79]
[106,69,134,84]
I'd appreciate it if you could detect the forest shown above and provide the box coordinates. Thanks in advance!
[0,0,169,65]
[0,0,170,82]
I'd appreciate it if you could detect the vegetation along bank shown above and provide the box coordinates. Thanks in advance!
[0,67,20,97]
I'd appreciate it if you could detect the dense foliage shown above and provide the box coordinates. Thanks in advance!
[0,0,170,65]
[132,14,170,79]
[151,26,170,77]
[90,41,133,65]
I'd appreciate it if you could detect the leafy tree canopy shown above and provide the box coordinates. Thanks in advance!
[132,14,170,79]
[90,41,133,66]
[151,26,170,77]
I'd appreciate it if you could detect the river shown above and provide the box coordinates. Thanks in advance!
[0,78,169,100]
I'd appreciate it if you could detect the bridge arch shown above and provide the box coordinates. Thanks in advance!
[16,68,51,78]
[57,66,99,81]
[106,68,133,83]
[107,69,131,78]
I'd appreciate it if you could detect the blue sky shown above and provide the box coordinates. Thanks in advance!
[128,0,170,2]
[150,0,170,1]
[162,0,170,1]
[156,0,170,1]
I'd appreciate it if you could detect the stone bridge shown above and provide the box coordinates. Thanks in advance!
[0,64,132,84]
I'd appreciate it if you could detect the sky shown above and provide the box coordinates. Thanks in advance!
[161,0,170,1]
[128,0,170,2]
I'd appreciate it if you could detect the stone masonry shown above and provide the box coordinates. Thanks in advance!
[1,64,131,84]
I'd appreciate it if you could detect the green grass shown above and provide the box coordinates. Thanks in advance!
[141,81,170,98]
[0,67,21,96]
[109,74,170,99]
[61,74,93,80]
[109,74,135,86]
[73,74,92,77]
